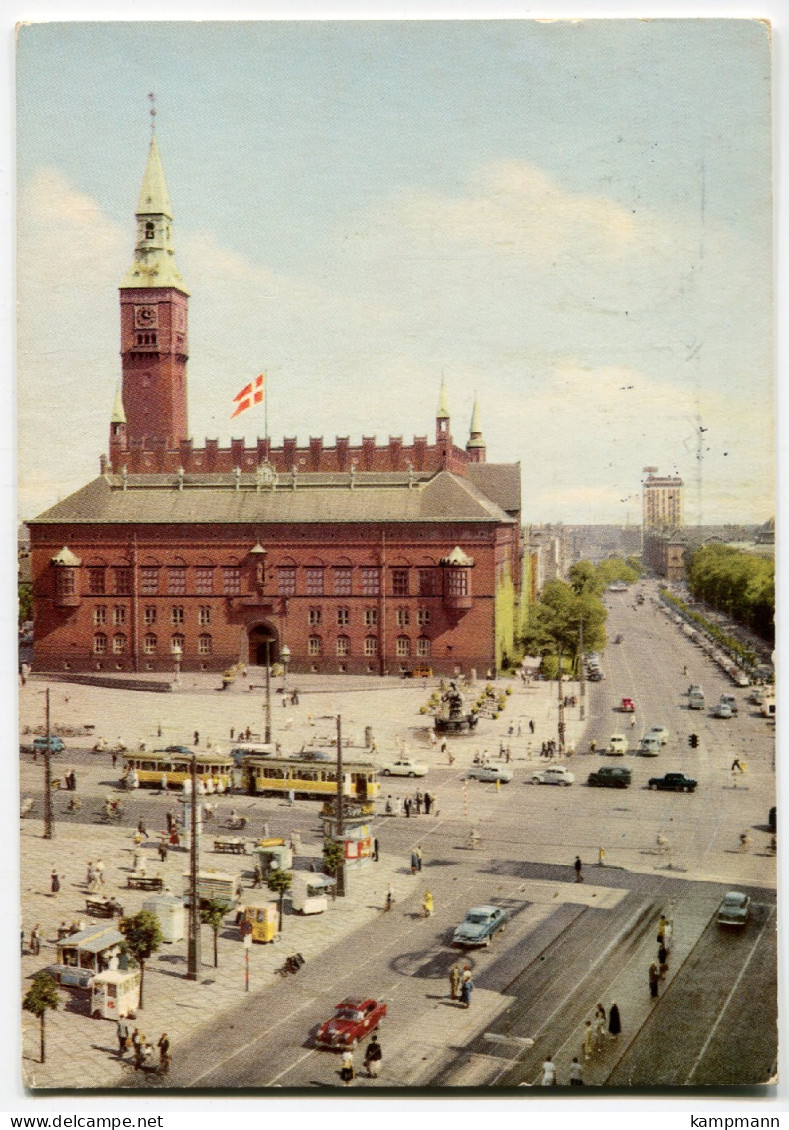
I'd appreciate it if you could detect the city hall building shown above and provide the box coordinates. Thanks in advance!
[28,134,523,677]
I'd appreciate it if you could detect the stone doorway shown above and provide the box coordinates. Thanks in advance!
[248,622,279,666]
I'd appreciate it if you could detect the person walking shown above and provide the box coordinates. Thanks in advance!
[385,882,394,911]
[608,1002,622,1041]
[582,1020,595,1061]
[594,1003,607,1050]
[529,719,535,734]
[649,961,660,999]
[364,1034,382,1078]
[422,890,434,918]
[137,818,149,840]
[29,924,41,956]
[117,1016,130,1055]
[157,1033,171,1074]
[658,941,669,979]
[460,967,473,1008]
[574,855,583,883]
[410,849,419,874]
[540,1056,557,1086]
[449,964,461,1000]
[340,1048,355,1085]
[404,797,412,819]
[569,1057,584,1085]
[157,839,168,864]
[424,792,432,815]
[51,869,61,895]
[415,791,423,815]
[194,731,200,746]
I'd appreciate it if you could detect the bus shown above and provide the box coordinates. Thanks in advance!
[121,751,236,791]
[242,756,379,803]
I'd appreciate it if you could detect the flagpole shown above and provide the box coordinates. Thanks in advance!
[265,374,269,443]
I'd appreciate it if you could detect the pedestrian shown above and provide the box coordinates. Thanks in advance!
[424,792,432,815]
[117,1016,130,1054]
[385,795,393,815]
[658,942,668,978]
[422,890,434,917]
[449,964,461,1000]
[569,1057,584,1085]
[540,1056,557,1086]
[245,727,251,741]
[252,864,264,889]
[194,731,200,746]
[529,719,535,734]
[111,750,118,768]
[649,961,660,999]
[460,967,473,1008]
[594,1003,606,1049]
[663,919,673,953]
[132,1029,143,1070]
[364,1034,382,1078]
[157,1033,171,1074]
[404,797,412,819]
[158,839,168,864]
[137,818,149,839]
[731,758,744,774]
[598,847,605,867]
[415,844,423,871]
[385,883,394,911]
[166,810,175,833]
[230,727,235,740]
[51,869,60,894]
[415,791,423,815]
[373,838,379,862]
[29,923,41,956]
[340,1048,355,1085]
[582,1019,595,1061]
[411,849,419,874]
[608,1003,621,1040]
[574,855,583,883]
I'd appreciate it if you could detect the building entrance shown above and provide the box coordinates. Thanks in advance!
[248,623,279,666]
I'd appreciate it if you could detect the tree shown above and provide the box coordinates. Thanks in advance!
[200,900,226,969]
[119,910,162,1008]
[23,972,60,1064]
[266,868,292,933]
[322,838,345,877]
[18,585,33,627]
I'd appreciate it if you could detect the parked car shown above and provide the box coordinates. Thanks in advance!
[32,736,65,755]
[452,905,509,947]
[648,772,697,793]
[164,744,193,755]
[607,734,628,756]
[531,765,574,786]
[719,695,739,714]
[587,765,632,789]
[315,998,387,1049]
[380,757,428,778]
[716,891,751,928]
[711,702,733,719]
[647,726,669,744]
[467,765,513,784]
[620,698,635,713]
[588,669,605,682]
[639,735,662,756]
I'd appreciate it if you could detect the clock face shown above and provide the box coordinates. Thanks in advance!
[134,305,158,329]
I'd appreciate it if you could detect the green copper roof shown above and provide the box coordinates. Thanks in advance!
[436,379,450,420]
[110,386,126,425]
[467,396,485,447]
[137,135,173,218]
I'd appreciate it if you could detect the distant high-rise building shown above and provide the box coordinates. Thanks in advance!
[642,468,683,532]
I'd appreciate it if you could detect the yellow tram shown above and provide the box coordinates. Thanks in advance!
[242,756,379,803]
[121,751,235,790]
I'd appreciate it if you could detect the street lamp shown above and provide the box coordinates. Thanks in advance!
[172,640,183,687]
[264,639,271,743]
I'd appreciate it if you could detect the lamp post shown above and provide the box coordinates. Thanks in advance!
[172,640,183,687]
[186,754,202,980]
[280,644,291,692]
[557,647,565,756]
[578,614,586,721]
[43,687,53,840]
[264,640,271,743]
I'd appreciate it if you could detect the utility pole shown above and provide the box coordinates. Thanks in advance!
[264,640,272,743]
[557,647,565,756]
[43,687,53,839]
[186,754,202,980]
[574,614,578,718]
[335,713,346,897]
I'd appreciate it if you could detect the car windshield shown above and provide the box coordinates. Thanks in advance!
[466,913,491,924]
[337,1010,363,1021]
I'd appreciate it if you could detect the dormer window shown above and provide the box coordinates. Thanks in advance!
[144,221,155,240]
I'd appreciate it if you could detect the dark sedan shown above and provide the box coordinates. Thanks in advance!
[648,772,697,793]
[587,765,632,789]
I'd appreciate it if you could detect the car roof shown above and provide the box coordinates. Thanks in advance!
[723,890,747,900]
[335,997,376,1010]
[466,905,500,915]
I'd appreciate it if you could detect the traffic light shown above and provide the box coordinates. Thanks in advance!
[688,733,698,749]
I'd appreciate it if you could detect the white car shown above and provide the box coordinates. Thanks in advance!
[531,765,574,786]
[380,758,429,778]
[607,734,628,756]
[647,726,669,745]
[467,765,513,784]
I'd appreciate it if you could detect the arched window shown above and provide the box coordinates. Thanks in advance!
[170,633,185,655]
[396,635,411,657]
[336,634,350,657]
[145,221,155,240]
[198,633,212,655]
[112,633,127,655]
[143,633,157,655]
[93,633,107,655]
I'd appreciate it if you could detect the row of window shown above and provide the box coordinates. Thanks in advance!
[92,606,212,627]
[307,635,430,658]
[307,607,430,627]
[72,565,453,599]
[93,632,213,656]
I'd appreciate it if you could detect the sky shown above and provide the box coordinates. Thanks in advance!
[15,17,775,525]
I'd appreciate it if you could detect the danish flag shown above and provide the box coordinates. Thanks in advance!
[231,374,264,419]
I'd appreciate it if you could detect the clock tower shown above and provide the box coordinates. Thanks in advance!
[118,129,189,446]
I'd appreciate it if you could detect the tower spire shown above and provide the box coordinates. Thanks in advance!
[466,393,486,463]
[436,378,450,421]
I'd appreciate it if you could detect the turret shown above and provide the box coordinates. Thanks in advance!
[435,379,452,462]
[465,395,486,463]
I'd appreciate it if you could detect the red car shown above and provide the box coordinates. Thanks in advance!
[315,998,386,1049]
[620,697,635,712]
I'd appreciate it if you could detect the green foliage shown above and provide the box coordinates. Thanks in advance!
[594,558,641,588]
[119,910,163,1008]
[18,586,33,627]
[685,545,774,644]
[494,559,516,671]
[322,840,345,877]
[660,588,759,667]
[540,653,574,680]
[23,972,59,1064]
[200,899,226,968]
[266,868,293,933]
